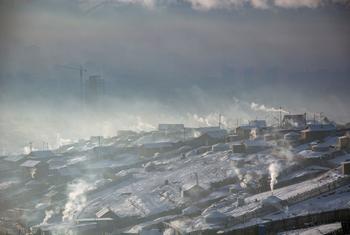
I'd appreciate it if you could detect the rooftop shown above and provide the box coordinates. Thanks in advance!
[20,160,41,168]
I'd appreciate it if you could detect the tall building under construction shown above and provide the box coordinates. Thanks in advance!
[85,75,105,104]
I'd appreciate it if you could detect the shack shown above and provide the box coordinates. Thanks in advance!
[301,124,336,142]
[20,160,49,179]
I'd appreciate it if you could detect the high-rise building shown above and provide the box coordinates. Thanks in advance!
[85,75,105,104]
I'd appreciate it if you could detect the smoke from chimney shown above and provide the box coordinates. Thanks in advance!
[268,162,281,194]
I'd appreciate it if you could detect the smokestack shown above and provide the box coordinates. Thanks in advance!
[194,172,199,185]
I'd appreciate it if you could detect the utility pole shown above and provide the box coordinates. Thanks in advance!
[98,136,101,158]
[183,127,185,142]
[279,106,282,128]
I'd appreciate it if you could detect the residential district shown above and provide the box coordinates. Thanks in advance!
[1,114,350,235]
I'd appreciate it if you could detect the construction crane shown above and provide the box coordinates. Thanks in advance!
[57,64,87,103]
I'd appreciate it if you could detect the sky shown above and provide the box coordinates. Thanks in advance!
[0,0,349,153]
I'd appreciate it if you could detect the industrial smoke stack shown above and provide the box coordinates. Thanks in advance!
[195,172,199,185]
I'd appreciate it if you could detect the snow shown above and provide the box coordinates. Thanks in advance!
[279,223,342,235]
[212,143,230,152]
[224,179,350,231]
[141,142,174,149]
[304,124,336,132]
[183,169,347,232]
[244,139,270,147]
[20,160,41,168]
[298,150,324,159]
[3,127,350,235]
[80,151,238,218]
[329,154,350,165]
[0,180,20,191]
[204,211,228,224]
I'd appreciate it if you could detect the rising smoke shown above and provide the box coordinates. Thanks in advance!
[251,102,289,114]
[268,162,281,193]
[62,179,96,222]
[41,210,55,225]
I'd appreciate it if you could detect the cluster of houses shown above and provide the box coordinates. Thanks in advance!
[1,113,348,191]
[1,112,350,235]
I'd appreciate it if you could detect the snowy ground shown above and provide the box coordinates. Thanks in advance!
[1,130,350,235]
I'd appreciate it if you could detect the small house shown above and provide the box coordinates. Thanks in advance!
[342,162,350,175]
[20,160,49,179]
[311,143,331,152]
[301,124,336,142]
[282,114,306,129]
[181,184,208,199]
[226,134,240,142]
[28,150,55,160]
[96,207,118,220]
[249,120,267,128]
[235,126,252,139]
[187,129,226,147]
[232,144,246,153]
[4,155,26,168]
[243,139,270,154]
[139,142,174,156]
[337,136,350,150]
[261,195,286,211]
[284,132,301,144]
[204,210,229,225]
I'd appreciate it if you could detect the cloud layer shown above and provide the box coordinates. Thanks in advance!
[79,0,349,10]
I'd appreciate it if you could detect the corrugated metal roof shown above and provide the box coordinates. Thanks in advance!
[304,124,336,132]
[95,207,112,218]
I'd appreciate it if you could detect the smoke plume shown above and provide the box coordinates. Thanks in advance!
[42,210,54,225]
[268,162,281,193]
[62,179,96,222]
[251,102,289,114]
